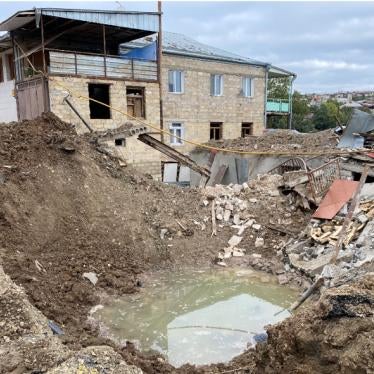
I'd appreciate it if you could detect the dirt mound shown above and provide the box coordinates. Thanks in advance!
[0,113,225,349]
[205,129,338,153]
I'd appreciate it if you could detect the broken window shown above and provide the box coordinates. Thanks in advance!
[88,83,111,119]
[241,122,253,137]
[211,74,223,96]
[242,76,253,97]
[126,87,145,118]
[168,70,184,93]
[210,122,223,140]
[170,122,183,145]
[114,138,126,147]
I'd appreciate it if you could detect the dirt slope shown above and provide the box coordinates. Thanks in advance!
[0,114,226,349]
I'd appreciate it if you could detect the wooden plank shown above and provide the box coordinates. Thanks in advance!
[211,164,228,185]
[330,165,369,264]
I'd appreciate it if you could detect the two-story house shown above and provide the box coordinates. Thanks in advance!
[0,8,295,183]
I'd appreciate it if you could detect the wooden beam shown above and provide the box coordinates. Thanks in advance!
[330,165,370,264]
[14,21,83,62]
[138,134,210,178]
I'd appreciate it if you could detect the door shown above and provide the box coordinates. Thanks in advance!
[16,77,49,120]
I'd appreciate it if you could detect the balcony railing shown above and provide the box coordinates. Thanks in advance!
[266,98,290,113]
[48,49,157,81]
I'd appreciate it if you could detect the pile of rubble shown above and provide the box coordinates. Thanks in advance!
[202,174,308,269]
[287,191,374,277]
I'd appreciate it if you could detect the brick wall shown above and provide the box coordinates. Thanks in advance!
[161,54,266,154]
[48,76,162,178]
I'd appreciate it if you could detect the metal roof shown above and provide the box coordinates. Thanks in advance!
[338,109,374,148]
[123,31,296,75]
[0,8,160,33]
[162,31,266,67]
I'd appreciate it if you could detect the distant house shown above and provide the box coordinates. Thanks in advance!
[0,8,295,182]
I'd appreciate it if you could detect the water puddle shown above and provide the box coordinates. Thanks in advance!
[93,268,298,367]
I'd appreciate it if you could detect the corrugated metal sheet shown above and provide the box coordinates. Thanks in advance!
[41,9,159,32]
[0,11,35,32]
[0,9,159,33]
[338,110,374,148]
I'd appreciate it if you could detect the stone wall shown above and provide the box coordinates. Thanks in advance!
[161,54,266,154]
[48,76,162,178]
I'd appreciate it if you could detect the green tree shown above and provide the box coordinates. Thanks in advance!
[267,77,289,100]
[313,100,352,130]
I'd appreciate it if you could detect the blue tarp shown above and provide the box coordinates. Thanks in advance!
[120,41,157,61]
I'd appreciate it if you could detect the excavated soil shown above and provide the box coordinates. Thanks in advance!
[0,114,373,373]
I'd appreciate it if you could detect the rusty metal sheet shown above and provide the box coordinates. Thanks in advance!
[312,180,359,220]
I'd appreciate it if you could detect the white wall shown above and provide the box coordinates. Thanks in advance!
[0,52,17,123]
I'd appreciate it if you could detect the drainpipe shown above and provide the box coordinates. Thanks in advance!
[157,1,164,142]
[264,64,269,130]
[288,75,296,130]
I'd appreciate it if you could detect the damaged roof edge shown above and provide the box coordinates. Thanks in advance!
[0,8,160,33]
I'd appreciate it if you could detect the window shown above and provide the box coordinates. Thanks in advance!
[115,138,126,147]
[126,87,145,118]
[211,74,223,96]
[241,122,253,137]
[242,76,253,97]
[170,122,183,145]
[168,70,184,93]
[88,83,110,119]
[210,122,223,140]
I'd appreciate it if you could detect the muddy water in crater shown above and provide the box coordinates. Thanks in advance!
[94,269,298,367]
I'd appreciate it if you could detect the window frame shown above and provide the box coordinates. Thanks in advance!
[168,70,184,94]
[169,122,184,145]
[242,76,254,98]
[211,74,223,96]
[241,122,253,138]
[210,122,223,140]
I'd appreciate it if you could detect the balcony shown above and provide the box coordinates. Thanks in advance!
[266,98,290,114]
[48,49,157,81]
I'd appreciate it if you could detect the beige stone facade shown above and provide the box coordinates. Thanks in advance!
[47,54,268,179]
[48,76,162,179]
[161,54,266,154]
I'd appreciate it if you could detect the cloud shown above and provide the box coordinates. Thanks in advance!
[286,59,372,71]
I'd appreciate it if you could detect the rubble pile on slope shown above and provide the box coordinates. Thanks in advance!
[205,128,338,153]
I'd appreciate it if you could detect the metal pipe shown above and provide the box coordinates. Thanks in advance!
[263,65,269,130]
[64,96,93,133]
[157,0,164,142]
[288,75,296,129]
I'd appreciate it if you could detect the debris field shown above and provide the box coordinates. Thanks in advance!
[0,114,373,373]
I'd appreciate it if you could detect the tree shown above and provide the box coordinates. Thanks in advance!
[313,100,352,130]
[267,77,289,100]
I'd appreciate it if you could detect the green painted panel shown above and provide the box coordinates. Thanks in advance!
[266,100,289,113]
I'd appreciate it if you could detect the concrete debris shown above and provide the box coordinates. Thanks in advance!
[255,237,265,248]
[228,235,242,248]
[160,228,168,240]
[252,224,261,231]
[287,197,374,278]
[82,272,98,286]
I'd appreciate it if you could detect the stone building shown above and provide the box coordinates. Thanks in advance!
[0,8,295,182]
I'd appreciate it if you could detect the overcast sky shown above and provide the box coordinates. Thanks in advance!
[1,1,374,93]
